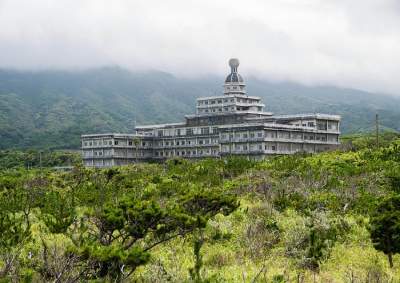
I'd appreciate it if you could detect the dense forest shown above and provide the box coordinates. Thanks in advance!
[0,134,400,282]
[1,67,400,149]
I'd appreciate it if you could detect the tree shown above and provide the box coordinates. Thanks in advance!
[69,189,238,281]
[370,195,400,268]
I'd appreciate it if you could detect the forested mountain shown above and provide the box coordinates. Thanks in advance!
[1,67,399,149]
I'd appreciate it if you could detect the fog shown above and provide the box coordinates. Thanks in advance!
[0,0,399,95]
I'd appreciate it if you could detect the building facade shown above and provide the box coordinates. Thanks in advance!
[81,58,341,167]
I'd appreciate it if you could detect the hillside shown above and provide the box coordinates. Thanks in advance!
[1,67,399,149]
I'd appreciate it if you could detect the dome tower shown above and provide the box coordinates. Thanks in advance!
[224,58,246,95]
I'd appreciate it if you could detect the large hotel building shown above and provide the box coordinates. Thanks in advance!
[81,59,341,167]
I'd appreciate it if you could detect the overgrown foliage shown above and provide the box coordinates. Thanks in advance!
[1,136,400,281]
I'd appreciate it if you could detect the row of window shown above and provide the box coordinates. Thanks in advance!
[155,138,219,147]
[221,143,311,152]
[156,127,218,137]
[221,143,272,152]
[83,140,113,147]
[83,139,150,147]
[221,131,336,141]
[155,149,218,157]
[221,131,264,140]
[226,86,244,91]
[294,122,315,127]
[198,105,262,114]
[198,98,234,105]
[197,97,258,106]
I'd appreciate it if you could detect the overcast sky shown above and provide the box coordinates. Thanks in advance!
[0,0,399,95]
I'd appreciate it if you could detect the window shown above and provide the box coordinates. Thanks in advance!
[211,100,216,104]
[128,141,133,146]
[217,100,222,103]
[142,142,146,146]
[114,141,118,145]
[243,133,248,138]
[224,99,228,103]
[157,130,163,137]
[272,145,276,151]
[84,142,88,146]
[308,122,315,127]
[257,132,263,138]
[201,127,209,135]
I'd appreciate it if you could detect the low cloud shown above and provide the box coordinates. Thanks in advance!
[0,0,399,95]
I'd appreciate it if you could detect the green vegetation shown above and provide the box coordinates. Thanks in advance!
[1,136,400,282]
[341,131,400,151]
[1,68,400,149]
[0,150,80,169]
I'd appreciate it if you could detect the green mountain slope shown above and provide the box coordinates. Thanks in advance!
[0,67,399,149]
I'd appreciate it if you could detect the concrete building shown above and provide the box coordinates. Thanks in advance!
[81,58,340,167]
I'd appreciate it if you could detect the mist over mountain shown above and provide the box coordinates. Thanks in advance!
[1,67,399,149]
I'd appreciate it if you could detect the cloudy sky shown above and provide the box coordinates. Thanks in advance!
[0,0,399,95]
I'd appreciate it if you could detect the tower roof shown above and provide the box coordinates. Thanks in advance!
[225,58,244,83]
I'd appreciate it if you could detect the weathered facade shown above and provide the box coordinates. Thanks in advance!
[81,58,341,167]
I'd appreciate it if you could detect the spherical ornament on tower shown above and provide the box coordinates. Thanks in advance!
[229,58,240,69]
